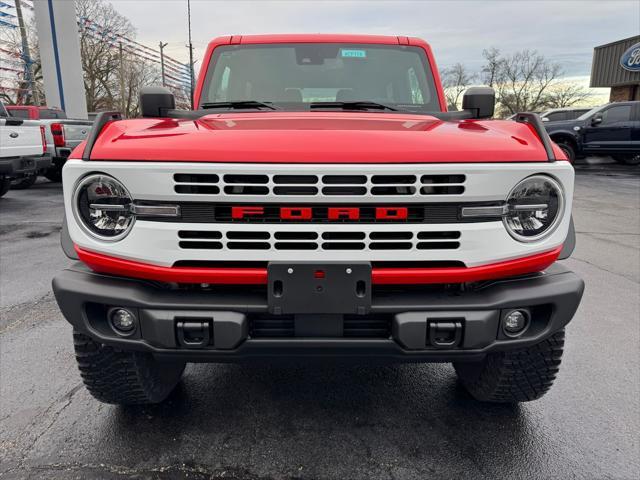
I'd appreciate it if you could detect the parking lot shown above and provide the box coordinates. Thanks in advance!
[0,159,638,480]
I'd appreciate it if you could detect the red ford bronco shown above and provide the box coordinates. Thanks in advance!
[53,34,584,405]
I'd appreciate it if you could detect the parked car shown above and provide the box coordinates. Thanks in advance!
[53,34,583,406]
[506,111,541,120]
[545,102,640,164]
[539,107,593,122]
[506,108,590,122]
[0,101,50,195]
[6,105,93,182]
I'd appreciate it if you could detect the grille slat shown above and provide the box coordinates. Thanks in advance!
[177,229,461,252]
[174,173,466,197]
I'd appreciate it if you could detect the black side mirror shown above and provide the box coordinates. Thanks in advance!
[591,115,603,126]
[462,87,495,119]
[140,86,175,118]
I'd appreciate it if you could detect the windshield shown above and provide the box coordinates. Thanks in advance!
[577,105,605,121]
[200,44,441,112]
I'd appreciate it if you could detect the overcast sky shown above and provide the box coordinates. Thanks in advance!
[111,0,639,86]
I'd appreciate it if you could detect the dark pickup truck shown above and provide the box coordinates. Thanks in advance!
[545,101,640,164]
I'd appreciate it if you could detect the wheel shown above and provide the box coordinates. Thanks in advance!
[44,167,62,183]
[11,173,37,190]
[454,329,565,403]
[73,331,186,405]
[0,176,11,197]
[612,154,640,166]
[555,140,575,162]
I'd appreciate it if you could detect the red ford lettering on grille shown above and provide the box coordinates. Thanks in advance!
[230,206,410,221]
[232,206,264,219]
[375,207,408,220]
[280,207,312,220]
[327,207,360,220]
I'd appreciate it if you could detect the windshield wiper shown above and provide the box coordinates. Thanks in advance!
[200,101,278,111]
[309,101,399,112]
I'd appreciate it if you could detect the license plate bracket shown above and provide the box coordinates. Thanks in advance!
[268,262,371,315]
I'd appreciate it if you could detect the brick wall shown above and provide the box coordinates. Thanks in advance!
[609,85,640,101]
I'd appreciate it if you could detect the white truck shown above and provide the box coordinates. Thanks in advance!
[6,105,93,184]
[0,101,50,196]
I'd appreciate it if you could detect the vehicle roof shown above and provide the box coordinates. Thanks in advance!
[6,105,63,110]
[209,34,426,47]
[544,107,592,112]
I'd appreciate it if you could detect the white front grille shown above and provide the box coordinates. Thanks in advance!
[62,160,575,267]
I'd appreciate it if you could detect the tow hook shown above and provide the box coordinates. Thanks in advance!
[428,320,462,348]
[176,320,212,348]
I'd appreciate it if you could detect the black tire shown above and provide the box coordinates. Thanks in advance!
[44,167,62,183]
[73,332,186,405]
[11,174,37,190]
[0,176,11,197]
[454,329,565,403]
[612,154,640,166]
[555,140,575,163]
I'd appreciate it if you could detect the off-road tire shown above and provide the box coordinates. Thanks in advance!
[0,176,11,197]
[555,140,575,162]
[612,154,640,166]
[454,329,565,403]
[11,173,37,190]
[44,167,62,183]
[73,332,186,405]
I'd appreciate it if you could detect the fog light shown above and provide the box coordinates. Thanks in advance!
[502,309,529,337]
[109,308,136,334]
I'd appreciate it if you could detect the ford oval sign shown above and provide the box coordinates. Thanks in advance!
[620,42,640,72]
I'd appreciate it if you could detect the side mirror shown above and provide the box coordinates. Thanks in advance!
[591,115,603,126]
[541,117,550,122]
[139,86,175,118]
[462,87,495,119]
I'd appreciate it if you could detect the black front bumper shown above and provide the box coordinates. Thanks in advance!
[52,263,584,363]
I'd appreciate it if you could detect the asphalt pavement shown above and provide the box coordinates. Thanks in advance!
[0,158,638,480]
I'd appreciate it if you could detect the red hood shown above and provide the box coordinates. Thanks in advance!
[87,112,558,163]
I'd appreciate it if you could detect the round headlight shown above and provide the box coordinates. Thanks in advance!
[503,175,564,242]
[73,174,134,241]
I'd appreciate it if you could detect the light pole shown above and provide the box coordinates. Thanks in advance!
[159,41,168,87]
[187,0,194,109]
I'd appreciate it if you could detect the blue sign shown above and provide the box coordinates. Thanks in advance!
[620,42,640,72]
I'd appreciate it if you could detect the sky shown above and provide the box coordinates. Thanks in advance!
[111,0,640,101]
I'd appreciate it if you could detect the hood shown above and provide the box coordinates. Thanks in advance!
[88,112,555,163]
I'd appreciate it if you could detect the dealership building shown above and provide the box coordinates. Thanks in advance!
[591,35,640,102]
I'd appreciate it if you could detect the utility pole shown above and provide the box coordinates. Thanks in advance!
[119,42,126,113]
[14,0,39,105]
[159,41,168,87]
[187,0,194,109]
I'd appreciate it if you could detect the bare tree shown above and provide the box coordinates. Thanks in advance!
[441,63,476,110]
[120,54,161,117]
[480,48,594,116]
[544,82,591,108]
[76,0,136,112]
[0,17,43,105]
[493,50,562,114]
[480,47,502,88]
